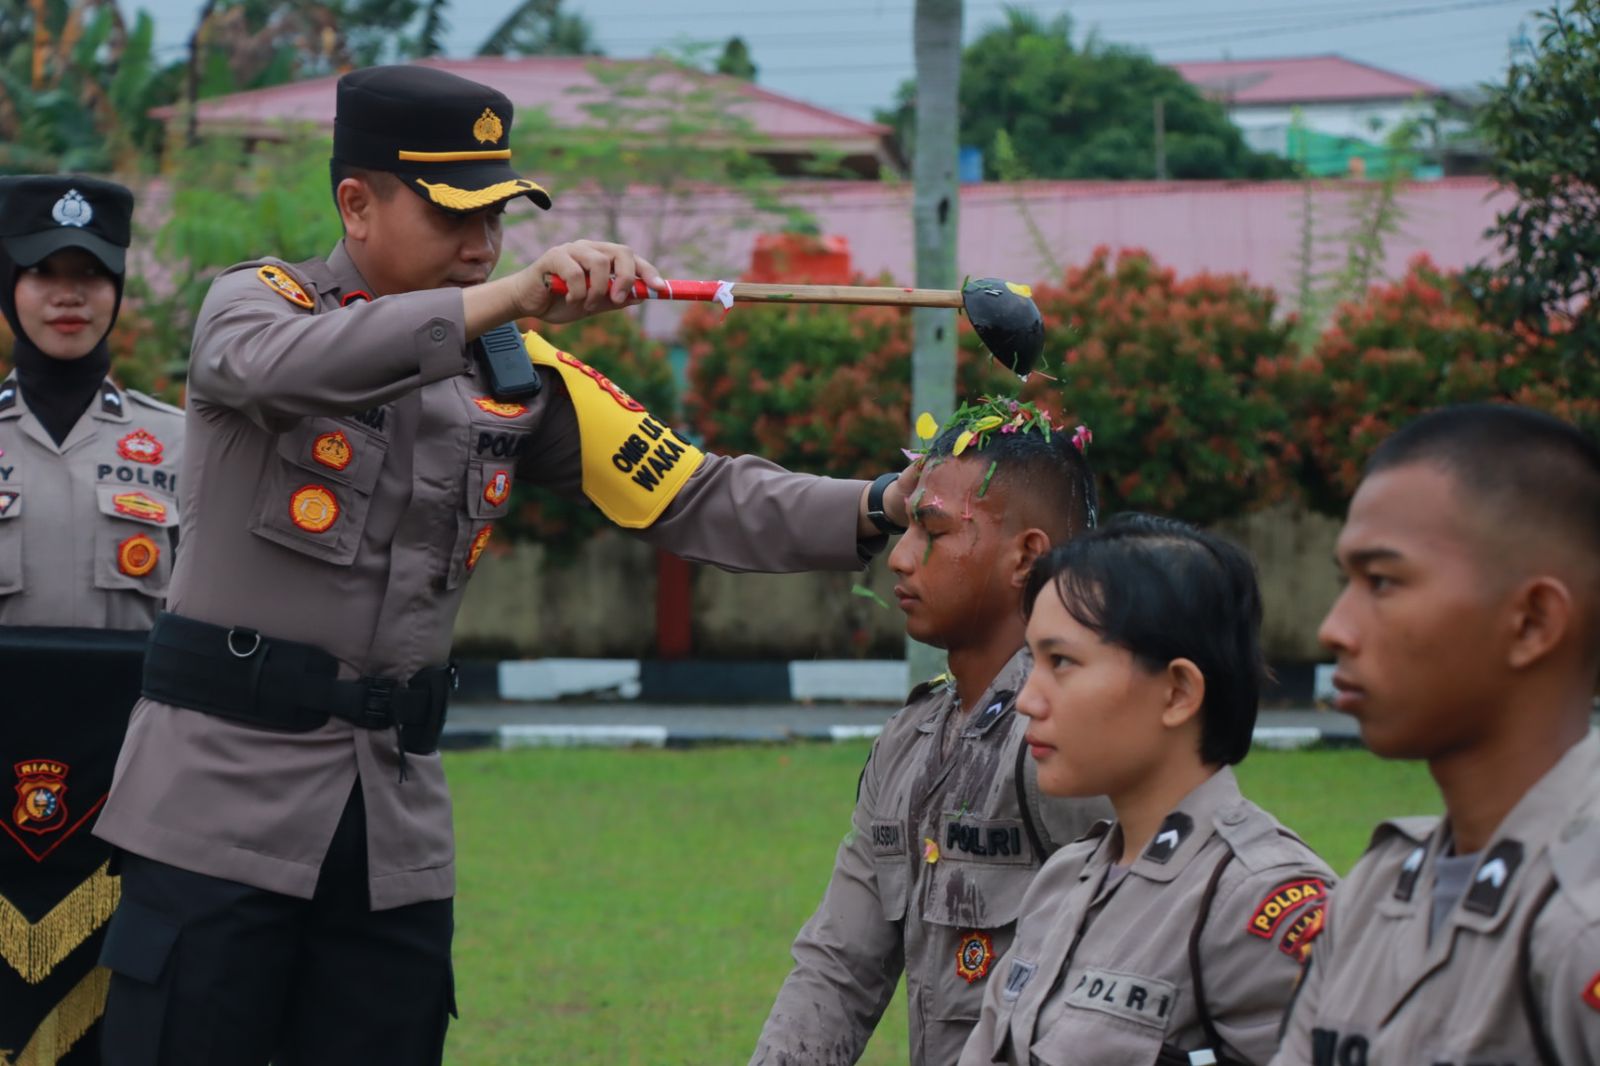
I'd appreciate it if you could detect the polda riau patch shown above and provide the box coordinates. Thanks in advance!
[473,396,527,419]
[466,525,493,572]
[1278,902,1326,962]
[956,930,995,984]
[117,428,164,465]
[289,485,340,533]
[12,759,69,836]
[116,533,160,577]
[257,264,314,309]
[313,431,354,471]
[483,469,511,507]
[1248,878,1327,939]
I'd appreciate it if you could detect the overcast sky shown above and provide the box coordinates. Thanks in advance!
[135,0,1547,120]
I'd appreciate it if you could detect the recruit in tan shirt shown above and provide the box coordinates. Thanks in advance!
[0,376,184,629]
[961,767,1334,1066]
[95,241,877,910]
[752,649,1112,1066]
[1273,730,1600,1066]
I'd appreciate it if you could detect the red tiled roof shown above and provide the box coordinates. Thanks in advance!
[151,56,889,152]
[1169,55,1441,106]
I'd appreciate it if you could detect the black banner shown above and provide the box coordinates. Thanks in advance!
[0,627,145,1066]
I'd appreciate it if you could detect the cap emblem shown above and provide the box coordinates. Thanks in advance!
[51,189,92,228]
[472,108,505,145]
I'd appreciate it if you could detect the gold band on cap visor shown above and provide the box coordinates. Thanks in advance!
[397,148,513,162]
[416,178,548,211]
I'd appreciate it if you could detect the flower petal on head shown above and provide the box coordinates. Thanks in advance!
[915,412,939,442]
[953,429,977,456]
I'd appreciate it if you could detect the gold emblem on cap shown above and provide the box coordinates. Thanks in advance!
[473,108,504,145]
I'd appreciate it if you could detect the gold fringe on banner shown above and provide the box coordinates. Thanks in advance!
[0,863,119,984]
[2,964,111,1066]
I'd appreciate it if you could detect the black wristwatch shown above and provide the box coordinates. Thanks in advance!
[867,472,908,535]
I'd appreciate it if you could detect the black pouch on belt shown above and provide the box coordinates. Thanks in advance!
[142,611,453,755]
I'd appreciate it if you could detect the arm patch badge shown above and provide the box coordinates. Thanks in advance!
[257,264,314,309]
[1278,902,1326,962]
[1248,878,1327,939]
[1584,971,1600,1012]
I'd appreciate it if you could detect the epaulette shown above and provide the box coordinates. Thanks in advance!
[125,389,184,417]
[1364,815,1439,856]
[906,672,952,704]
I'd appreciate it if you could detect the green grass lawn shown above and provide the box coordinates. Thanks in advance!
[444,743,1440,1065]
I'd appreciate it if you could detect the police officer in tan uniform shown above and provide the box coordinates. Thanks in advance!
[753,406,1112,1066]
[92,66,910,1066]
[0,176,183,628]
[0,175,181,1066]
[962,516,1333,1066]
[1273,405,1600,1066]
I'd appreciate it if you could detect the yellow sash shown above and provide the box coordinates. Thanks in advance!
[522,332,705,529]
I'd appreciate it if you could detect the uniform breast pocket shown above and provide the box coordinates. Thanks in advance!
[441,426,524,591]
[93,484,178,598]
[923,861,1034,1022]
[249,420,387,566]
[0,485,22,595]
[1029,966,1177,1066]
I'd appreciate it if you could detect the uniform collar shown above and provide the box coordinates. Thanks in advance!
[915,646,1031,739]
[90,379,130,424]
[1082,766,1244,887]
[0,372,125,445]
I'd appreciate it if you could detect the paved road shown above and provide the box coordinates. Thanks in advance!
[441,702,1363,749]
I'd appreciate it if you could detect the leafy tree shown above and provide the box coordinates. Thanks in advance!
[714,35,756,81]
[1468,0,1600,392]
[878,9,1293,181]
[477,0,600,57]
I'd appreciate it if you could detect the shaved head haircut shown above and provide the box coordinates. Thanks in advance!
[926,420,1098,542]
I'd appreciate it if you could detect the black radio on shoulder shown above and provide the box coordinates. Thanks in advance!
[474,323,543,401]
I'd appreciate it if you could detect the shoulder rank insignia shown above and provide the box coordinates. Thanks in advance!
[1464,839,1523,916]
[0,492,17,517]
[112,492,168,524]
[1143,811,1193,864]
[12,759,70,835]
[473,396,528,419]
[0,384,13,412]
[965,689,1014,737]
[956,930,996,983]
[466,525,493,572]
[313,431,354,471]
[1248,878,1327,938]
[258,264,315,309]
[117,428,163,465]
[483,469,511,507]
[101,383,123,415]
[117,533,160,577]
[289,485,340,533]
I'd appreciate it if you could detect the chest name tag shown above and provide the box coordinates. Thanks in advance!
[870,820,903,856]
[942,815,1031,865]
[523,331,704,529]
[1065,967,1178,1031]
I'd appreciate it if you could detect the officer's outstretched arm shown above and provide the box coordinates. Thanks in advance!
[189,262,471,431]
[750,738,907,1065]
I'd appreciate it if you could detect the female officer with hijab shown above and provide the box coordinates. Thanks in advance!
[0,175,183,1065]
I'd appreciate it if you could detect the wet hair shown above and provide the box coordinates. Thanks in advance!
[1022,514,1264,765]
[926,421,1098,539]
[1366,404,1600,562]
[329,160,402,209]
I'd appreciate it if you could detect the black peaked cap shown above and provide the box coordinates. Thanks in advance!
[0,175,134,274]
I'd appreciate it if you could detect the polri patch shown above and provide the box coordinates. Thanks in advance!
[1143,812,1193,864]
[1066,967,1177,1030]
[289,485,339,533]
[473,396,527,419]
[1248,878,1327,939]
[117,428,163,465]
[1584,970,1600,1012]
[955,930,995,984]
[257,264,314,309]
[112,492,168,524]
[1278,902,1325,962]
[483,469,511,507]
[313,431,354,471]
[466,525,493,572]
[117,533,160,577]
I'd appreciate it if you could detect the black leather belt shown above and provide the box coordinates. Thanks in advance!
[142,612,453,756]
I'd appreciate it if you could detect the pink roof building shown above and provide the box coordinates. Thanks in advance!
[151,56,902,178]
